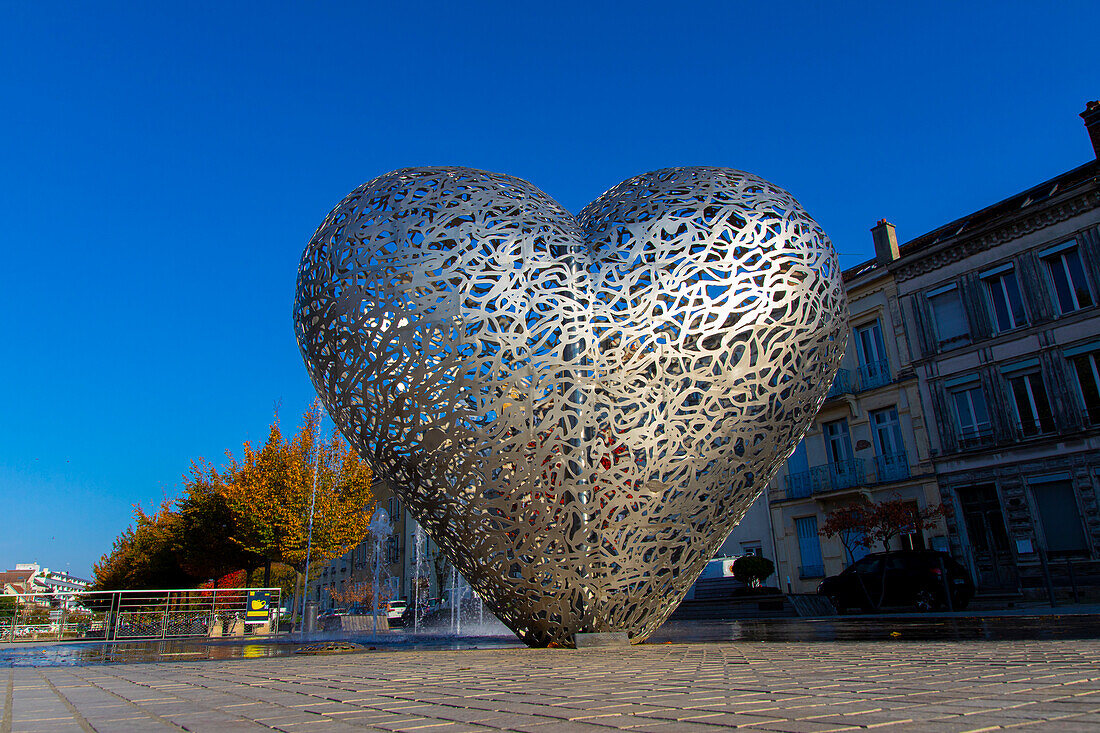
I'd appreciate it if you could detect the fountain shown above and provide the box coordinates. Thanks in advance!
[411,522,429,633]
[368,508,393,636]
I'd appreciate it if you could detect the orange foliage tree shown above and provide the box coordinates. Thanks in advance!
[219,402,375,585]
[329,579,393,609]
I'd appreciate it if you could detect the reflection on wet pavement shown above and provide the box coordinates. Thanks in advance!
[3,614,1099,667]
[647,615,1100,643]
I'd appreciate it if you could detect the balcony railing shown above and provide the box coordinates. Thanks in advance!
[857,360,891,390]
[1017,417,1056,437]
[826,369,854,399]
[874,452,910,483]
[957,425,995,450]
[799,564,825,579]
[785,470,815,499]
[785,458,867,499]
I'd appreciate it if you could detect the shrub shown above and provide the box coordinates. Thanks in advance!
[732,555,775,588]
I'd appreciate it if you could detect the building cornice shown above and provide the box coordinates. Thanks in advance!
[892,188,1100,283]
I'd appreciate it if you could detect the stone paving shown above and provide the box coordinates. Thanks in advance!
[3,640,1100,732]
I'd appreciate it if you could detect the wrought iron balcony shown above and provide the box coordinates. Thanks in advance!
[784,458,867,499]
[957,425,995,450]
[799,564,825,579]
[826,369,854,399]
[874,452,910,483]
[857,360,891,390]
[785,471,815,499]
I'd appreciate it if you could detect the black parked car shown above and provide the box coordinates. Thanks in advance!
[817,550,974,613]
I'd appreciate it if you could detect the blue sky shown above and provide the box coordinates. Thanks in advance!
[1,2,1097,578]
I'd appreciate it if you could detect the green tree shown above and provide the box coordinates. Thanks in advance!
[177,462,263,584]
[90,499,194,590]
[732,555,775,589]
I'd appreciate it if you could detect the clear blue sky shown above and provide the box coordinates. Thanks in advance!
[1,2,1096,579]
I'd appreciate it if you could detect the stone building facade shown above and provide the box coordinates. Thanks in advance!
[892,106,1100,598]
[766,226,947,594]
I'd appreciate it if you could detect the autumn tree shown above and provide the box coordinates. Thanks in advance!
[329,578,393,610]
[820,501,872,563]
[220,402,375,585]
[821,496,951,610]
[865,497,949,554]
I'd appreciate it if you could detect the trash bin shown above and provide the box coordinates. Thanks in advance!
[304,601,318,633]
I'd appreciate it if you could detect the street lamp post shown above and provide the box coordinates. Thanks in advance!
[299,403,323,636]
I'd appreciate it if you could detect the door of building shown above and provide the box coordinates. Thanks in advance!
[956,484,1017,591]
[795,516,824,579]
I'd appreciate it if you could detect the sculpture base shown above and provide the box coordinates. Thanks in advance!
[573,632,632,648]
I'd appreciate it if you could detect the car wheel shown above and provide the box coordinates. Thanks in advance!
[914,589,937,613]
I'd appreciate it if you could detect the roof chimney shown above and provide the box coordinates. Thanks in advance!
[1082,101,1100,159]
[871,219,899,264]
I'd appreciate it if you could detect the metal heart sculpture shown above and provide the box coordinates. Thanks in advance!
[294,166,846,647]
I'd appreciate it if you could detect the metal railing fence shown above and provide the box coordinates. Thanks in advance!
[0,587,281,643]
[826,369,853,399]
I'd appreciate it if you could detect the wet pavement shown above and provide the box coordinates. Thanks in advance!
[5,637,1100,732]
[4,611,1100,667]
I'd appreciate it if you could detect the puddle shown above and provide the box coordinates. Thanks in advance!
[4,614,1099,667]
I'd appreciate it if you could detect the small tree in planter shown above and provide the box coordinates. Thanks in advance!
[732,555,775,590]
[820,501,873,564]
[865,497,949,553]
[821,496,952,610]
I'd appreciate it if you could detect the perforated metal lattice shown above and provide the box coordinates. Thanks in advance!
[294,167,847,647]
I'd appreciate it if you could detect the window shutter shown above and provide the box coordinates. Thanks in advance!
[1017,252,1052,323]
[980,368,1008,439]
[1040,349,1078,431]
[930,381,957,453]
[1080,225,1100,302]
[961,274,991,340]
[907,296,935,357]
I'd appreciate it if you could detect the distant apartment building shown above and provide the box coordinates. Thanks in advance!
[766,224,947,593]
[0,563,89,608]
[891,103,1100,597]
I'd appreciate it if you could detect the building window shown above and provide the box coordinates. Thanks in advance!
[1007,371,1054,436]
[1070,352,1100,425]
[870,407,908,483]
[1042,242,1093,314]
[950,383,993,448]
[823,419,853,465]
[740,542,763,557]
[854,319,890,389]
[1029,478,1088,555]
[784,438,811,499]
[927,284,971,349]
[981,265,1027,332]
[795,516,824,579]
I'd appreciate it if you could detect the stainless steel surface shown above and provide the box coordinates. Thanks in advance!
[294,166,847,647]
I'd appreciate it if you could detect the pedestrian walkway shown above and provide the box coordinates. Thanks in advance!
[5,640,1100,732]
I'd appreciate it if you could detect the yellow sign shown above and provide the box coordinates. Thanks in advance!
[246,590,271,623]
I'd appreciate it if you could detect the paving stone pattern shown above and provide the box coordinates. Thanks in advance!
[3,641,1100,732]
